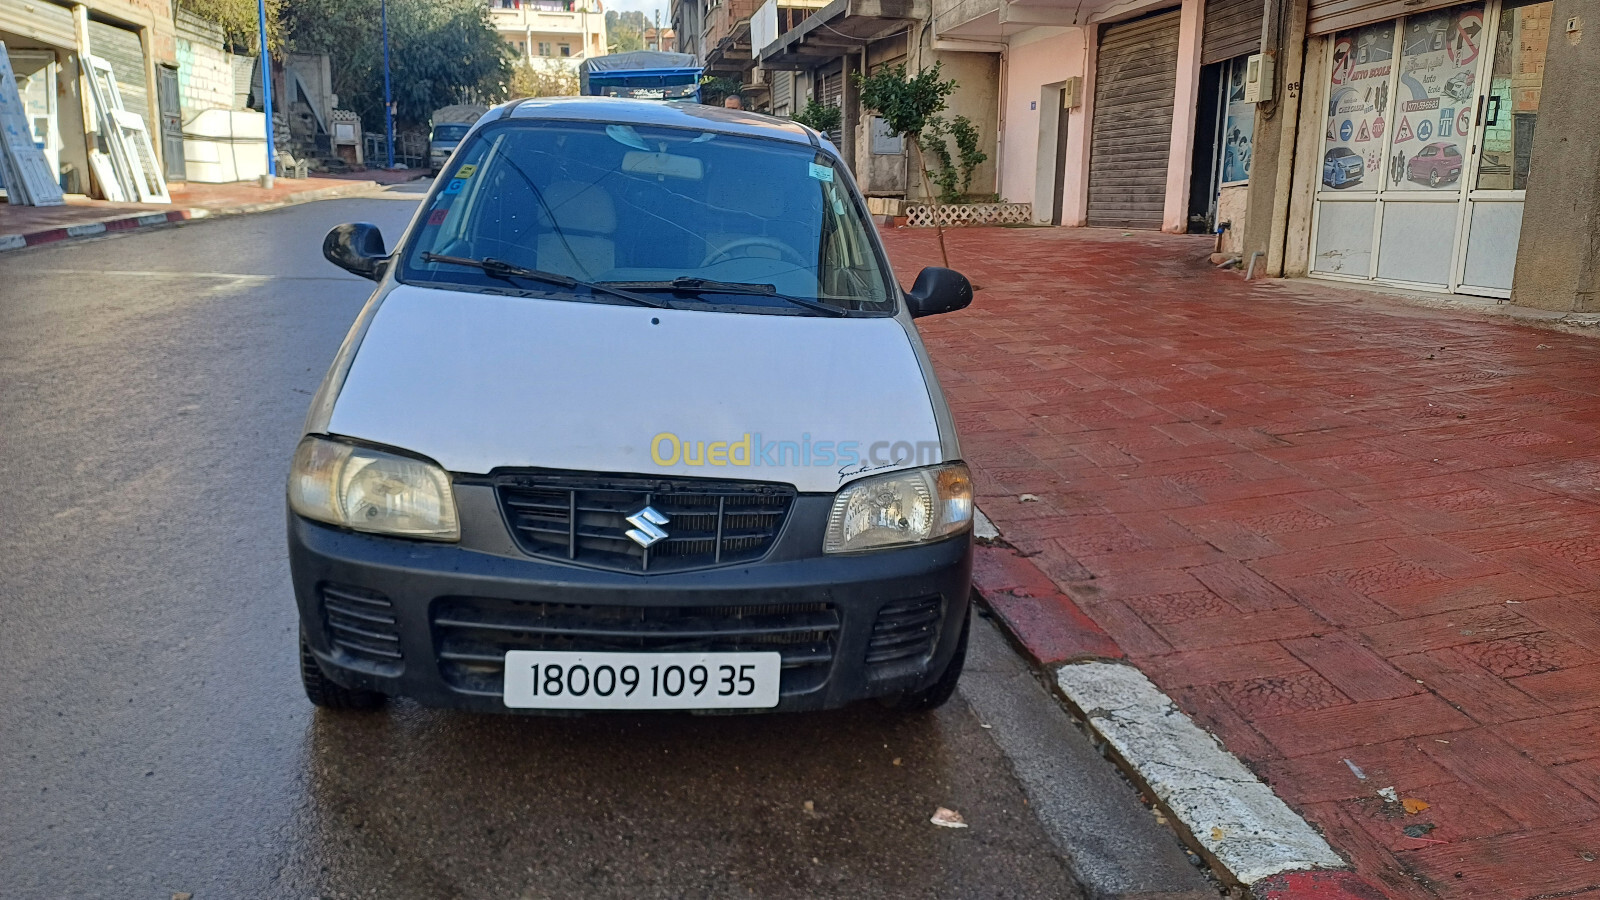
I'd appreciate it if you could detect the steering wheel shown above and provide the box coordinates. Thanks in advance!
[702,236,808,268]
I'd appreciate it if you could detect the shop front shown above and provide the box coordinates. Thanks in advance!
[1306,0,1552,297]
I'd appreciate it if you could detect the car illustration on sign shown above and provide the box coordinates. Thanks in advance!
[1323,147,1364,188]
[1406,141,1463,187]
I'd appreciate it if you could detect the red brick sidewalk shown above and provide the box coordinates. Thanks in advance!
[883,226,1600,900]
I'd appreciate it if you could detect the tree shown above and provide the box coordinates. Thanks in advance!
[855,62,958,265]
[605,10,646,53]
[699,76,743,107]
[511,61,579,98]
[283,0,511,131]
[919,114,987,204]
[177,0,286,53]
[791,99,841,133]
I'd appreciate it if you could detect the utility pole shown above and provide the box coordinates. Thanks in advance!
[256,0,276,185]
[382,0,395,169]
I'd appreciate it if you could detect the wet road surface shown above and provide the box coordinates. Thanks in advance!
[0,195,1087,899]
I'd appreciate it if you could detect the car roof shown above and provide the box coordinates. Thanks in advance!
[492,96,820,148]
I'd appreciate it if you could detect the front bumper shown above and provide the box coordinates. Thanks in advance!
[288,489,973,714]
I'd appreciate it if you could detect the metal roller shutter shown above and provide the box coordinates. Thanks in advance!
[1087,9,1181,230]
[773,70,793,116]
[1202,0,1264,65]
[88,20,152,135]
[1307,0,1459,35]
[819,69,844,145]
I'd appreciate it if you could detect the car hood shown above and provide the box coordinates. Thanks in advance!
[326,285,945,493]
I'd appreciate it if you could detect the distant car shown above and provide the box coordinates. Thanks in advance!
[1323,147,1364,188]
[1406,142,1462,187]
[427,123,472,176]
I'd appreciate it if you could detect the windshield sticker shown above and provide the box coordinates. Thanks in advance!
[442,178,466,195]
[426,208,448,226]
[808,162,835,182]
[453,164,477,179]
[606,124,652,151]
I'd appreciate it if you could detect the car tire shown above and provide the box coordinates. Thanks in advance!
[300,637,385,710]
[1429,168,1441,187]
[882,607,969,713]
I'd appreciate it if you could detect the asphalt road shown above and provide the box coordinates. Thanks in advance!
[0,192,1209,899]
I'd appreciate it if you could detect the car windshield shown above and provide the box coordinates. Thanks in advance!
[400,119,895,315]
[432,124,471,142]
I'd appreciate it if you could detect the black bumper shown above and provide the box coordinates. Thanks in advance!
[288,499,973,714]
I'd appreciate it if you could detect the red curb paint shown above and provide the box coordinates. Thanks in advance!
[24,228,69,245]
[1251,870,1388,900]
[103,218,140,232]
[972,544,1124,664]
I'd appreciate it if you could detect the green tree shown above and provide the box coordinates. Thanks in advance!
[511,61,579,98]
[791,98,841,133]
[855,62,958,265]
[177,0,286,53]
[284,0,511,131]
[699,76,743,107]
[605,10,646,53]
[919,114,987,203]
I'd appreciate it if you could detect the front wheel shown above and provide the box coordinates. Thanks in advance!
[882,607,969,713]
[1429,168,1441,187]
[300,637,385,710]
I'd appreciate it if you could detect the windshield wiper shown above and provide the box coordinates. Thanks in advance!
[421,253,667,308]
[609,277,847,317]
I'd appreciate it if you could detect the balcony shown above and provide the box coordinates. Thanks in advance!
[758,0,928,70]
[932,0,1162,41]
[490,5,602,36]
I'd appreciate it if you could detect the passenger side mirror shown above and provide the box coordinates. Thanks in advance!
[323,223,389,280]
[905,267,973,318]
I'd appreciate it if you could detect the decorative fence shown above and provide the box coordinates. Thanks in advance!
[904,202,1033,227]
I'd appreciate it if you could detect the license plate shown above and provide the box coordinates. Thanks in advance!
[502,651,782,710]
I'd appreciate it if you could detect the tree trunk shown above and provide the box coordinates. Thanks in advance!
[911,138,950,269]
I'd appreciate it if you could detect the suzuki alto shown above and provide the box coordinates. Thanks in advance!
[291,97,975,715]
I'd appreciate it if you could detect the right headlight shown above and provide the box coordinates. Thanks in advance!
[288,436,460,541]
[823,463,973,554]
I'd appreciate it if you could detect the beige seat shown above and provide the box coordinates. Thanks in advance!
[536,182,616,280]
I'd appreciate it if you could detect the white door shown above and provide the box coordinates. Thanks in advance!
[8,51,60,181]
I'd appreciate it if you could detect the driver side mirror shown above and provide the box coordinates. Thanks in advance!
[905,267,973,318]
[323,223,389,280]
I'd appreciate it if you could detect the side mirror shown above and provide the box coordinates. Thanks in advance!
[905,266,974,318]
[323,223,389,280]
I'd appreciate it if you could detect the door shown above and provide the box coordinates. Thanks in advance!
[7,51,60,182]
[157,65,185,181]
[1087,9,1182,229]
[1456,0,1552,296]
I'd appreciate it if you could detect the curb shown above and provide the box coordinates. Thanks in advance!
[0,177,409,255]
[969,521,1387,900]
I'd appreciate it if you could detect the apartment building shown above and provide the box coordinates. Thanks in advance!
[489,0,608,71]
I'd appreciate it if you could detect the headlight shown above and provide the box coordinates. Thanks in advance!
[823,463,973,553]
[288,436,460,540]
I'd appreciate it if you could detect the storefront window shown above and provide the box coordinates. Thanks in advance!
[1221,58,1253,184]
[1322,21,1393,192]
[1389,5,1483,190]
[1477,1,1551,190]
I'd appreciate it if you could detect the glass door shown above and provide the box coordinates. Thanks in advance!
[1456,0,1553,296]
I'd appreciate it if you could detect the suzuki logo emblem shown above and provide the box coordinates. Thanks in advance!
[625,506,671,548]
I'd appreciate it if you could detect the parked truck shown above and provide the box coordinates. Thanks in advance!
[428,105,489,176]
[579,51,703,102]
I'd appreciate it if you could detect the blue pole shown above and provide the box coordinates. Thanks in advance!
[257,0,276,178]
[382,0,394,169]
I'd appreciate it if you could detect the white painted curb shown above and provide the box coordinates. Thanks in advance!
[1055,661,1345,886]
[973,506,1000,541]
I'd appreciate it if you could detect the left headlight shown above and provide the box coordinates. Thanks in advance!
[288,436,460,541]
[823,463,973,554]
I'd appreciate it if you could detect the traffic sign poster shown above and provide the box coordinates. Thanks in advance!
[1322,21,1393,191]
[1393,4,1481,189]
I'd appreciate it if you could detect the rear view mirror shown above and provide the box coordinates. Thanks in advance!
[622,151,704,180]
[905,267,973,318]
[323,223,388,280]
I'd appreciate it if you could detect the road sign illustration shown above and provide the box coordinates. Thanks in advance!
[1395,116,1415,143]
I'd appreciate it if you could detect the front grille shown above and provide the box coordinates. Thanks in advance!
[321,583,403,674]
[431,597,838,696]
[496,471,795,573]
[866,595,943,669]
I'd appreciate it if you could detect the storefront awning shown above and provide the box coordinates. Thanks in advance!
[757,0,926,70]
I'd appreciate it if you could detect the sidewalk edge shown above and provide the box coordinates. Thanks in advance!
[970,540,1385,900]
[0,178,398,254]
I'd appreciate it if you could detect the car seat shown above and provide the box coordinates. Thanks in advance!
[535,182,617,280]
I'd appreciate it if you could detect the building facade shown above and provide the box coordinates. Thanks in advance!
[489,0,608,71]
